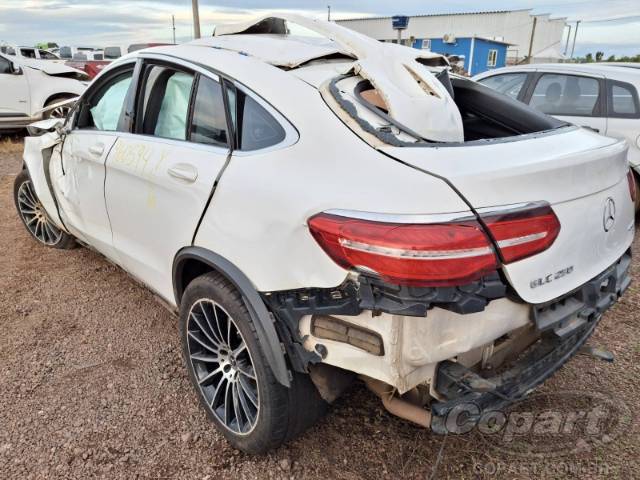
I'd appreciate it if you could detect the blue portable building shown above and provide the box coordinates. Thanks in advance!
[412,36,511,76]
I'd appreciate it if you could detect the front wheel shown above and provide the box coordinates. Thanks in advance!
[13,170,76,249]
[43,96,75,120]
[180,272,327,454]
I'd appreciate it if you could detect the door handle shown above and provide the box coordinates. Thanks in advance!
[88,144,105,156]
[168,163,198,183]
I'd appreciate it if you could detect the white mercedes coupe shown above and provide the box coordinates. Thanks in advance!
[14,15,635,453]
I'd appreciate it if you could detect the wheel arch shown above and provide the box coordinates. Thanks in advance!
[173,246,292,388]
[43,92,78,107]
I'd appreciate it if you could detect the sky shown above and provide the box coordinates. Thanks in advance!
[0,0,639,57]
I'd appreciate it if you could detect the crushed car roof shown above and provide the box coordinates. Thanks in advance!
[192,13,463,143]
[191,34,354,69]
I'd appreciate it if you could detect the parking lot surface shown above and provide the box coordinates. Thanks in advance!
[1,137,639,479]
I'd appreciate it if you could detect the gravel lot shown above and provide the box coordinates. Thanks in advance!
[1,135,639,479]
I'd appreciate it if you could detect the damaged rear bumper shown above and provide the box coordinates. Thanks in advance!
[430,251,632,434]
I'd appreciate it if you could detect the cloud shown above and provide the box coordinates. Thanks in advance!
[0,0,637,56]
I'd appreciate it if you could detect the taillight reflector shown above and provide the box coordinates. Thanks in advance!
[481,205,561,264]
[308,213,498,287]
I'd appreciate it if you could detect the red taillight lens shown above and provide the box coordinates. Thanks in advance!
[308,213,498,287]
[627,170,637,204]
[481,205,561,264]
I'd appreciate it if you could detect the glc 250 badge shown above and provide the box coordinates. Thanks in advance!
[530,266,574,289]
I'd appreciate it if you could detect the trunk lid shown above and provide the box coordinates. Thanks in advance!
[381,127,635,304]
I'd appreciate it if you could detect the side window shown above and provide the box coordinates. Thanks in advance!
[190,76,228,146]
[529,74,600,116]
[77,69,133,131]
[38,50,57,60]
[0,55,12,74]
[608,81,640,118]
[226,87,286,151]
[20,49,36,59]
[139,65,194,141]
[487,50,498,67]
[478,73,528,100]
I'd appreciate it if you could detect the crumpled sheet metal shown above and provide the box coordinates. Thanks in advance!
[214,13,463,142]
[192,34,352,69]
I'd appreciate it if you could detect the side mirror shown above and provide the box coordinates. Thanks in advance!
[11,62,23,75]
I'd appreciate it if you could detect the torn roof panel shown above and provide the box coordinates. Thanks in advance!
[191,34,354,69]
[206,13,463,143]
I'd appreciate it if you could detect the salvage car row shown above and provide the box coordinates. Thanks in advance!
[6,14,640,455]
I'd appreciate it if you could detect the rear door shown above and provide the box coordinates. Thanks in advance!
[524,71,607,134]
[104,58,230,302]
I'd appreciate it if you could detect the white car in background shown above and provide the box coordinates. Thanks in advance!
[0,52,87,130]
[0,44,62,61]
[474,63,640,207]
[16,15,635,453]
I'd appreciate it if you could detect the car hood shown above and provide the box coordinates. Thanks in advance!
[21,59,89,80]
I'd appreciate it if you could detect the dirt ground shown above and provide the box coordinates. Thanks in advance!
[1,135,639,479]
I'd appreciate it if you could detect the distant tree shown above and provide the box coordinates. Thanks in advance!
[585,53,594,63]
[606,54,616,62]
[595,51,604,62]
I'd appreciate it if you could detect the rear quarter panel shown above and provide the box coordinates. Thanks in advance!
[192,65,469,292]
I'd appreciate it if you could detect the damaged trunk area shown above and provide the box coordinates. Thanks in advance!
[326,71,566,146]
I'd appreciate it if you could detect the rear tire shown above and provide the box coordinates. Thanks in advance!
[180,272,327,454]
[13,170,76,249]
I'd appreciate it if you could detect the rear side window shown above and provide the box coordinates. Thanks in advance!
[140,66,194,141]
[608,81,640,118]
[478,73,527,100]
[20,48,36,58]
[59,47,72,59]
[529,74,600,117]
[190,76,228,146]
[38,50,57,60]
[227,88,286,150]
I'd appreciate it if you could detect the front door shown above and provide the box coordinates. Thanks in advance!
[104,61,231,302]
[0,54,30,118]
[53,64,136,259]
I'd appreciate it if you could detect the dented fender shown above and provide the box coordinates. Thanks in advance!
[22,124,67,232]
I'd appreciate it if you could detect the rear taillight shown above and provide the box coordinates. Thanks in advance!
[309,205,561,287]
[308,213,498,287]
[481,204,561,264]
[627,170,637,204]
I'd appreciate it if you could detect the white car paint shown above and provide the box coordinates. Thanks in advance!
[20,15,634,400]
[474,63,640,170]
[0,52,87,130]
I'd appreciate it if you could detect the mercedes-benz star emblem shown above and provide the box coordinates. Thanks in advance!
[603,197,616,232]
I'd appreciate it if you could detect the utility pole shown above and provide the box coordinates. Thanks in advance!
[327,5,331,22]
[171,15,176,44]
[570,20,581,59]
[564,24,572,56]
[527,16,538,64]
[192,0,201,39]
